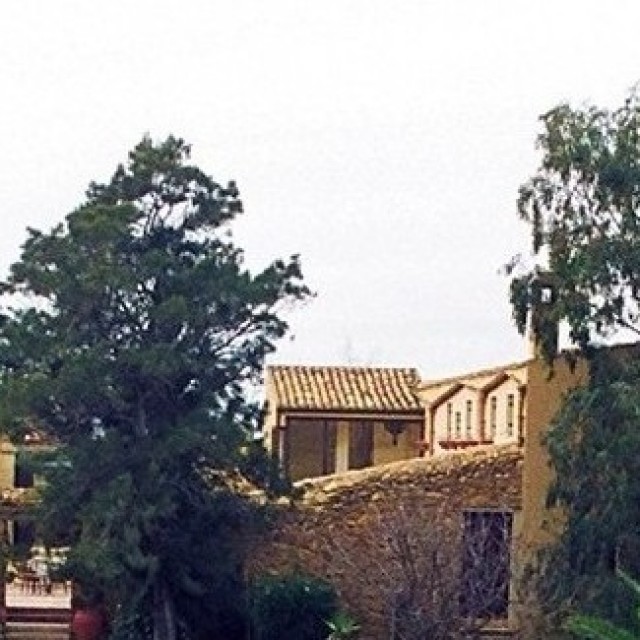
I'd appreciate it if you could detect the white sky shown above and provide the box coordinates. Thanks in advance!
[1,1,639,379]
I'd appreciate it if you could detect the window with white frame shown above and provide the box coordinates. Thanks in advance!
[489,396,497,440]
[506,394,515,438]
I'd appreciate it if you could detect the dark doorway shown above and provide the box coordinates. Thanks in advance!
[348,421,373,470]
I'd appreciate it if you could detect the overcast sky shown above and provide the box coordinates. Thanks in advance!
[2,1,639,379]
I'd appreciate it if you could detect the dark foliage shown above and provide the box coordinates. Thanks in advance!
[0,136,309,640]
[249,572,338,640]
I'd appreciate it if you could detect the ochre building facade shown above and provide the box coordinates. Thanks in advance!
[261,345,598,637]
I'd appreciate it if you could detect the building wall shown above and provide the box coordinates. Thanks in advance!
[0,439,15,490]
[251,446,523,639]
[262,379,280,455]
[372,420,422,465]
[421,363,528,457]
[485,377,523,446]
[260,353,629,635]
[432,386,479,452]
[274,415,423,481]
[266,365,528,475]
[287,419,336,481]
[335,420,350,473]
[521,356,587,552]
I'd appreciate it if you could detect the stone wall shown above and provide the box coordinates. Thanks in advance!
[251,444,523,639]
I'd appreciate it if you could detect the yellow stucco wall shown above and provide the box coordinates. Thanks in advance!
[0,439,16,490]
[521,356,587,551]
[281,416,422,481]
[287,419,336,481]
[372,420,421,465]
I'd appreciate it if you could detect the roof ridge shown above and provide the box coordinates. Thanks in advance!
[418,358,530,390]
[268,364,420,372]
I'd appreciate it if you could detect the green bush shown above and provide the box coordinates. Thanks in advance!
[250,572,338,640]
[567,570,640,640]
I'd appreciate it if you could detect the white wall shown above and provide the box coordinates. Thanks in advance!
[432,386,479,453]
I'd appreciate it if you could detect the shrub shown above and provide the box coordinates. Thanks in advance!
[250,572,338,640]
[567,570,640,639]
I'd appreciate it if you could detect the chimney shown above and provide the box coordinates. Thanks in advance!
[527,271,559,359]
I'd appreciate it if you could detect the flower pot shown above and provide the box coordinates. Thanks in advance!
[71,607,107,640]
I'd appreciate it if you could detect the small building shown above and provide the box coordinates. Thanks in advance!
[264,361,531,481]
[419,360,528,455]
[264,366,425,481]
[0,430,53,548]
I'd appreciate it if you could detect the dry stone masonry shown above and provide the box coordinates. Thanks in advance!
[251,444,523,639]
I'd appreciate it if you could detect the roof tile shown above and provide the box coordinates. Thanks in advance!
[268,366,423,413]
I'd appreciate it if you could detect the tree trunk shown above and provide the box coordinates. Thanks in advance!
[153,580,177,640]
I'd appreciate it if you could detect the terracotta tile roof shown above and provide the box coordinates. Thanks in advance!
[268,366,423,414]
[418,358,530,390]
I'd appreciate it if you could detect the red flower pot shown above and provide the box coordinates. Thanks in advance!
[71,607,107,640]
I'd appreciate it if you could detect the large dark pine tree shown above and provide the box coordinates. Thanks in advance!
[0,136,309,640]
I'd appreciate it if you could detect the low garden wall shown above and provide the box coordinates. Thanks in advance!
[251,444,523,639]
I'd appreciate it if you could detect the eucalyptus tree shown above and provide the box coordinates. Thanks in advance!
[510,87,640,353]
[509,87,640,628]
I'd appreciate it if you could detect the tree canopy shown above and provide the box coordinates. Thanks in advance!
[510,87,640,629]
[0,136,309,640]
[510,87,640,357]
[540,349,640,628]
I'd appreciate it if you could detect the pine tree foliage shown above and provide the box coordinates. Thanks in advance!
[0,136,310,640]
